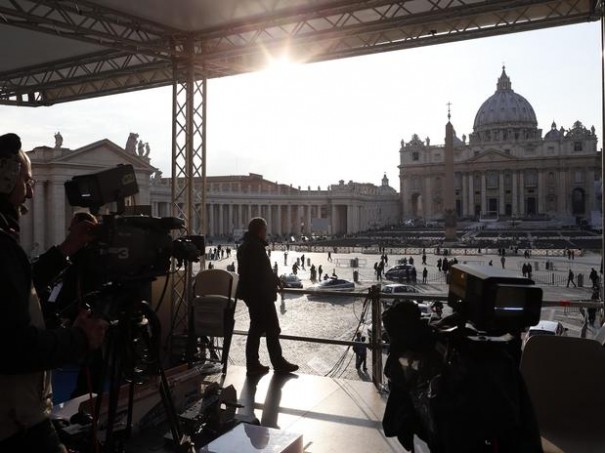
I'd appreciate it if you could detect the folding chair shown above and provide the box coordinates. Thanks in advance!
[191,269,238,374]
[521,335,605,453]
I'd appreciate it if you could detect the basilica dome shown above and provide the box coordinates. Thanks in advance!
[473,67,537,132]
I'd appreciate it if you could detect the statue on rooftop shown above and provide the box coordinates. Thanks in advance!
[137,140,145,156]
[144,142,151,157]
[125,132,138,154]
[54,132,63,149]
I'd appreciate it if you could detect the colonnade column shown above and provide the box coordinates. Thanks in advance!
[208,204,214,236]
[267,204,273,233]
[307,205,312,234]
[218,204,224,236]
[287,205,292,235]
[228,204,233,235]
[247,204,252,223]
[276,205,282,236]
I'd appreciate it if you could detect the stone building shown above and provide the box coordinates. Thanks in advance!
[149,173,399,238]
[399,67,601,224]
[20,135,399,255]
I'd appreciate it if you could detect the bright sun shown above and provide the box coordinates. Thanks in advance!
[263,54,300,75]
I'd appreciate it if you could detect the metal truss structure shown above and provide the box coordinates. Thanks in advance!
[0,1,601,106]
[0,0,602,361]
[169,51,207,347]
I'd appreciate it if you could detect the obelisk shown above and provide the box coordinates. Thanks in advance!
[443,104,457,241]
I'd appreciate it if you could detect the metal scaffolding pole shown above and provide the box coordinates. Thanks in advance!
[168,39,206,361]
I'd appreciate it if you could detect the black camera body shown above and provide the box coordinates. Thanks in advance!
[382,264,544,452]
[448,264,542,333]
[64,165,203,287]
[79,215,184,284]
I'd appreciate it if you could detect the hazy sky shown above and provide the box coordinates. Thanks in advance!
[1,22,602,190]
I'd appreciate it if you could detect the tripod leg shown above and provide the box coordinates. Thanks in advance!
[104,330,124,452]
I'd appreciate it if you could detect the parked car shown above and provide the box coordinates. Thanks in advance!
[381,283,419,295]
[279,273,303,289]
[523,320,567,348]
[308,278,355,292]
[381,283,421,309]
[384,264,416,283]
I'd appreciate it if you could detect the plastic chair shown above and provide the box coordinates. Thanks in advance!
[520,335,605,453]
[191,269,239,374]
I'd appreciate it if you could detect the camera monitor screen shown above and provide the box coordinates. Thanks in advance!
[493,284,542,326]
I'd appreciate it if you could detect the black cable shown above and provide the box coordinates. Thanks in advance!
[153,271,172,314]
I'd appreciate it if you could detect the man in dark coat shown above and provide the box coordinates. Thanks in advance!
[0,133,107,451]
[237,217,298,376]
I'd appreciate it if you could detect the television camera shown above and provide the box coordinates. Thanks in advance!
[382,264,543,453]
[65,164,204,285]
[62,165,205,452]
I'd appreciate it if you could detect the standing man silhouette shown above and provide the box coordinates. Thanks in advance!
[237,218,299,376]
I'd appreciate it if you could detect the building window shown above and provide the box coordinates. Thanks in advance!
[575,170,584,184]
[547,146,555,155]
[487,172,498,189]
[504,149,510,155]
[574,142,583,152]
[412,151,419,161]
[525,170,538,187]
[504,173,512,188]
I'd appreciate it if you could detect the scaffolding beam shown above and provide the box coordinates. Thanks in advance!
[168,42,207,358]
[0,1,599,104]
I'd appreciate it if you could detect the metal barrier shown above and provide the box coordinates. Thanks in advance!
[231,286,602,391]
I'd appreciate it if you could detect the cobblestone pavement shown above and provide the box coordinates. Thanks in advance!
[203,247,602,382]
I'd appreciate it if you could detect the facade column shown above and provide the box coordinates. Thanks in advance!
[519,172,525,215]
[537,171,545,214]
[247,204,252,223]
[277,205,282,236]
[208,204,214,236]
[424,176,432,218]
[468,173,474,216]
[512,171,518,215]
[587,167,596,211]
[228,204,233,235]
[51,181,66,247]
[480,173,487,215]
[33,181,45,252]
[462,173,468,217]
[557,171,566,214]
[498,172,505,215]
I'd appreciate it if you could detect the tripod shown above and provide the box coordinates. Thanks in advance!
[93,284,192,452]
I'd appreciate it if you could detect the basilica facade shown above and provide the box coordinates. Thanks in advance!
[399,68,601,224]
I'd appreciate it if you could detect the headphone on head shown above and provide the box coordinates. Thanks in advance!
[0,133,22,195]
